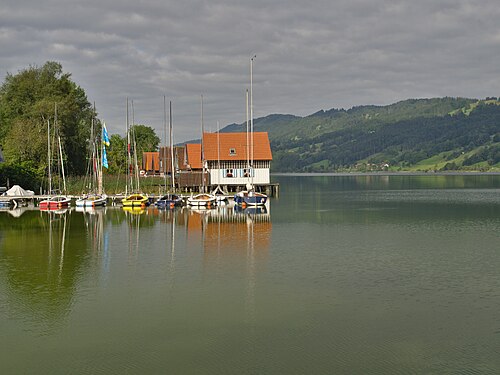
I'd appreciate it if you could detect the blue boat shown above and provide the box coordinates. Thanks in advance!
[155,193,182,209]
[234,190,267,206]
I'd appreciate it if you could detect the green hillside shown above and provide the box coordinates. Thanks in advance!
[222,97,500,172]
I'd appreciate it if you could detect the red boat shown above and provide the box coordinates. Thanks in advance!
[39,195,71,210]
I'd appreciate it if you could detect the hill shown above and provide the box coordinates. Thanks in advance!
[221,98,500,172]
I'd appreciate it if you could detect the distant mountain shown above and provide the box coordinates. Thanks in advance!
[220,97,500,172]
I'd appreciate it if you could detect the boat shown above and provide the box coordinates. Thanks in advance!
[76,113,108,208]
[187,193,217,207]
[40,195,71,210]
[121,98,149,207]
[156,99,182,209]
[122,193,149,207]
[234,57,268,207]
[192,95,217,206]
[40,105,71,210]
[76,194,107,207]
[234,189,267,206]
[155,193,182,209]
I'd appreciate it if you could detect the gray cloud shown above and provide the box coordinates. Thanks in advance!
[1,0,499,141]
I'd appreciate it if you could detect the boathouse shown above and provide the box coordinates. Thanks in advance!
[203,132,272,187]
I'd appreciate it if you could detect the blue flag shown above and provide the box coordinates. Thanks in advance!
[102,122,110,146]
[102,145,109,169]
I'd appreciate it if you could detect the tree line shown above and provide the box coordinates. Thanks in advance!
[0,62,159,190]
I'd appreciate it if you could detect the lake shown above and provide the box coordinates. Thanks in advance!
[1,174,499,374]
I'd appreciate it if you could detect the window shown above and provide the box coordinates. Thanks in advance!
[229,148,236,156]
[225,169,234,178]
[243,168,251,177]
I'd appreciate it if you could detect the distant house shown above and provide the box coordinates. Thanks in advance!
[142,152,160,175]
[203,132,272,186]
[135,132,273,191]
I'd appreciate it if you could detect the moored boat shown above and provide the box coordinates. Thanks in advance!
[39,195,71,209]
[187,193,217,207]
[234,190,267,206]
[155,193,182,209]
[122,193,149,207]
[75,194,107,207]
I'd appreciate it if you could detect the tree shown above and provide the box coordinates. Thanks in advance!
[129,124,160,164]
[107,134,127,174]
[0,61,93,175]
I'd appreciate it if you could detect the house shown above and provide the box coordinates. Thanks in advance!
[202,132,272,187]
[136,131,273,191]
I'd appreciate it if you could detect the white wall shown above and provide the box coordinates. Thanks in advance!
[209,167,270,185]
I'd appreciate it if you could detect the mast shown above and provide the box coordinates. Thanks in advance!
[98,118,103,196]
[47,119,52,195]
[217,120,221,187]
[250,55,256,188]
[58,135,66,194]
[163,95,167,192]
[131,100,140,192]
[170,100,175,191]
[246,89,250,174]
[126,97,131,196]
[200,94,205,193]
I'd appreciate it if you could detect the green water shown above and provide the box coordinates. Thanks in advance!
[1,174,499,374]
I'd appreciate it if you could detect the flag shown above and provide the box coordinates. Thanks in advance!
[102,122,110,146]
[102,145,109,169]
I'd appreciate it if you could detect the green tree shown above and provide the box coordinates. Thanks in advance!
[107,134,127,174]
[0,61,93,175]
[130,124,160,164]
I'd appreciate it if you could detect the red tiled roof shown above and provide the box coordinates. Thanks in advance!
[202,132,272,161]
[142,152,160,172]
[185,143,202,169]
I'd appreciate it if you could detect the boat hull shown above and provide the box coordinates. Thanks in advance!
[122,194,149,207]
[187,194,217,207]
[39,196,71,210]
[234,191,267,206]
[75,195,107,207]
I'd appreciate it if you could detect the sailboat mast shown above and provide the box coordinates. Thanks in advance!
[58,135,66,194]
[217,121,220,186]
[201,94,205,193]
[246,89,250,172]
[126,97,130,196]
[131,100,140,192]
[47,119,52,195]
[250,55,256,187]
[163,96,167,192]
[170,100,175,191]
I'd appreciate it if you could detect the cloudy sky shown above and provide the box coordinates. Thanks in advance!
[1,0,499,142]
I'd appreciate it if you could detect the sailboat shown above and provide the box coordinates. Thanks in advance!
[234,56,268,207]
[210,121,228,204]
[40,105,71,210]
[122,98,149,207]
[76,111,107,207]
[187,95,217,207]
[156,99,182,209]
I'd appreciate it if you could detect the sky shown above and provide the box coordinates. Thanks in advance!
[1,0,500,142]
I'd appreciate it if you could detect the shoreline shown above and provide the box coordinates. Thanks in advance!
[272,171,500,177]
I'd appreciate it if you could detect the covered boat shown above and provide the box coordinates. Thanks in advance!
[187,193,217,207]
[155,193,182,209]
[76,194,107,207]
[39,195,71,210]
[122,193,149,207]
[234,190,267,206]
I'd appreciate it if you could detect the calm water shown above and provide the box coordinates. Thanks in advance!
[1,174,499,374]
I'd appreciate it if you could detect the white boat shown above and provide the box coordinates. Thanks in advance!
[234,57,268,206]
[187,193,217,207]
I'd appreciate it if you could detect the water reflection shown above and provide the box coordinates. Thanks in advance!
[0,208,87,331]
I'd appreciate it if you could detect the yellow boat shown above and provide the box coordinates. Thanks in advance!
[121,193,149,207]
